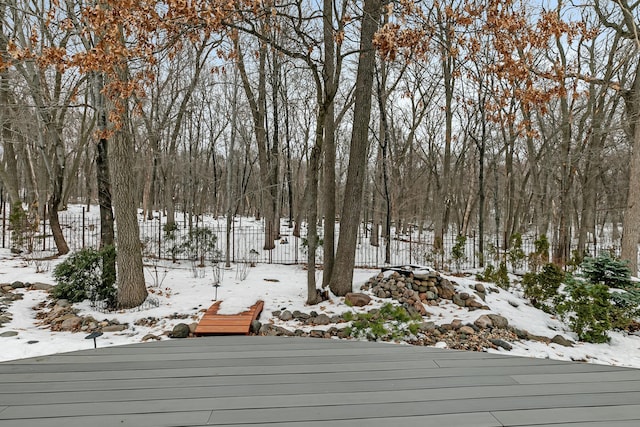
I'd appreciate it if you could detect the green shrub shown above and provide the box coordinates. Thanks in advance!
[555,252,640,343]
[507,233,526,272]
[522,263,564,312]
[343,303,422,341]
[581,251,632,290]
[528,234,549,272]
[451,234,467,272]
[557,280,612,343]
[476,262,510,289]
[52,246,117,308]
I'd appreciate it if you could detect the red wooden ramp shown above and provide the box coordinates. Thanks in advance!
[195,300,264,336]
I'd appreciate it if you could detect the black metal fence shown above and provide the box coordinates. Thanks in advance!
[0,208,623,272]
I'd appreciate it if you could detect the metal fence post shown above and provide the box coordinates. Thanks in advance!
[82,207,86,249]
[2,201,5,249]
[158,218,162,259]
[42,211,46,251]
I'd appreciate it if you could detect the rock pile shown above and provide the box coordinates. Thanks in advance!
[36,299,128,333]
[360,270,490,314]
[1,281,54,329]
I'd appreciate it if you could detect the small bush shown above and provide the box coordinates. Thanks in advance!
[476,262,510,289]
[581,251,632,290]
[557,280,612,343]
[451,234,467,272]
[507,233,526,272]
[52,246,117,308]
[556,252,640,343]
[528,234,549,273]
[343,303,422,341]
[522,263,564,312]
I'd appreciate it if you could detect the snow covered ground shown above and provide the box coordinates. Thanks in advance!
[1,246,639,368]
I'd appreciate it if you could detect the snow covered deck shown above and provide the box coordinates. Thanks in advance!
[1,336,639,426]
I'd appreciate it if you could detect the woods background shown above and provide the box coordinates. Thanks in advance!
[1,0,639,306]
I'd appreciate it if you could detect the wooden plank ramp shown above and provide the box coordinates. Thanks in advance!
[195,300,263,335]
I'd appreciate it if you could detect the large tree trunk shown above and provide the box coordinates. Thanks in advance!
[92,72,115,296]
[328,0,381,296]
[321,0,337,288]
[621,68,640,276]
[110,130,147,308]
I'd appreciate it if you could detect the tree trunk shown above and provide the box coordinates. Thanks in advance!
[110,129,147,308]
[621,71,640,276]
[47,128,69,255]
[321,0,337,288]
[92,72,116,298]
[328,0,381,296]
[235,39,278,250]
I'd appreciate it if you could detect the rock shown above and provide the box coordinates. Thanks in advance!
[292,310,310,320]
[271,310,281,318]
[30,282,54,291]
[551,335,573,347]
[437,279,456,300]
[475,283,486,293]
[490,338,513,350]
[250,320,262,334]
[487,314,509,329]
[259,324,293,336]
[452,294,466,307]
[451,319,463,330]
[141,334,160,341]
[0,315,11,325]
[529,334,552,344]
[0,331,18,337]
[102,324,128,332]
[169,323,190,338]
[419,321,436,332]
[466,299,484,309]
[345,292,372,307]
[459,326,475,335]
[188,323,198,334]
[508,300,519,308]
[56,299,71,308]
[474,314,493,329]
[60,316,83,331]
[10,281,25,289]
[330,314,343,323]
[313,314,331,325]
[425,291,437,300]
[309,329,325,338]
[513,328,530,339]
[413,301,428,316]
[280,310,293,321]
[474,292,486,302]
[459,292,470,300]
[27,340,39,344]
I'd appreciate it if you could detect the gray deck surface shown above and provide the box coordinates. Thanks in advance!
[1,336,639,426]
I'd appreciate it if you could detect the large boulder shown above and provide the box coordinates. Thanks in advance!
[474,314,493,329]
[487,314,509,329]
[60,316,83,331]
[437,279,456,300]
[170,323,190,338]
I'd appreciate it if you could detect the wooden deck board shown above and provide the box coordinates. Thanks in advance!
[194,300,263,335]
[1,336,639,426]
